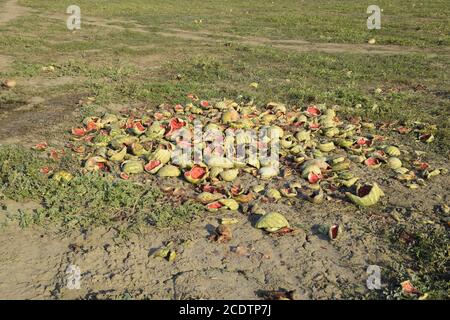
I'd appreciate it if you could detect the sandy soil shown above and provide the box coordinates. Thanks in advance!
[0,0,30,26]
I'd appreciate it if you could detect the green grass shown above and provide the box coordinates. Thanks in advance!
[0,145,50,200]
[362,224,450,300]
[0,146,202,232]
[19,0,450,47]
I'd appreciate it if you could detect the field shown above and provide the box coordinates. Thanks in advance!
[0,0,449,299]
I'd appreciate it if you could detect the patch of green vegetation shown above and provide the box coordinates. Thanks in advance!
[78,103,101,120]
[363,224,449,300]
[147,201,203,229]
[0,59,137,80]
[0,145,50,201]
[20,0,450,47]
[17,208,35,229]
[390,225,449,299]
[0,146,202,232]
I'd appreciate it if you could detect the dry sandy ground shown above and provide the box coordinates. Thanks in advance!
[0,202,367,299]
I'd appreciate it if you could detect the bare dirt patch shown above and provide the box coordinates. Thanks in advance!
[0,90,85,146]
[0,0,31,26]
[19,76,83,88]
